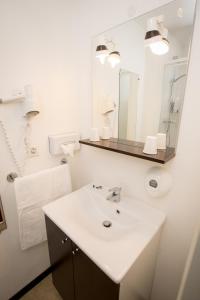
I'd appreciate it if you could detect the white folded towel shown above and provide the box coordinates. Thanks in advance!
[15,164,72,250]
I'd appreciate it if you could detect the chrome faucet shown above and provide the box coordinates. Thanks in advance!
[106,187,121,202]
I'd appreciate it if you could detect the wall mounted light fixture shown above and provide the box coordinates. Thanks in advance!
[96,39,121,67]
[145,15,170,55]
[96,45,109,64]
[107,51,121,68]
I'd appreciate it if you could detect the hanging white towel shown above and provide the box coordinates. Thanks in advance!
[15,164,72,250]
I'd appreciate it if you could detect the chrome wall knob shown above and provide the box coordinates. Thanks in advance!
[61,237,68,244]
[72,248,79,255]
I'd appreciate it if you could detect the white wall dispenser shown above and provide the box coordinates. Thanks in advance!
[49,132,80,157]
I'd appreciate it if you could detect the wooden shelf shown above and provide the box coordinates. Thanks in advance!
[79,138,175,164]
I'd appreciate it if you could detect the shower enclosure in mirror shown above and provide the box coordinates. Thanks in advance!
[159,58,188,148]
[92,0,196,152]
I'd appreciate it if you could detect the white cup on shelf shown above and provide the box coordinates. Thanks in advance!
[143,136,157,155]
[90,128,100,142]
[157,133,166,150]
[101,127,111,140]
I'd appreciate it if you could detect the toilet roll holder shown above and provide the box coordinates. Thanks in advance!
[145,166,172,197]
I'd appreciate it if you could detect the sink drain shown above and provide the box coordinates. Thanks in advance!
[102,220,112,228]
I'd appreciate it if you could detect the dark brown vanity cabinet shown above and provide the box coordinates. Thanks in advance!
[0,196,6,232]
[45,216,74,299]
[45,216,119,300]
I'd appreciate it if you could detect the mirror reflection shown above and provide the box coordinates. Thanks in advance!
[92,0,196,149]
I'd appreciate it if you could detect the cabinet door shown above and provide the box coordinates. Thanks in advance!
[45,216,75,300]
[72,243,119,300]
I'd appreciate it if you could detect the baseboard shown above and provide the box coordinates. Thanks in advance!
[9,266,53,300]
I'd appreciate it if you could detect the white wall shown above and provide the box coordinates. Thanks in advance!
[0,1,200,300]
[177,224,200,300]
[0,1,80,299]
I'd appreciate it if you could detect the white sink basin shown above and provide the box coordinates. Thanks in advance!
[75,186,154,242]
[75,187,139,241]
[43,183,165,283]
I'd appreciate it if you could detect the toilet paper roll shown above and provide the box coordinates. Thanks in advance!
[61,143,75,157]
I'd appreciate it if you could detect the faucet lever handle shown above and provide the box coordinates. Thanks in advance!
[107,186,121,202]
[108,187,121,194]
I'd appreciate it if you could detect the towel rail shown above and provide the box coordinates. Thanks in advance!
[7,159,67,183]
[61,158,67,164]
[7,172,18,183]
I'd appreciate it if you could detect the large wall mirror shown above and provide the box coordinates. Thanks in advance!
[92,0,196,150]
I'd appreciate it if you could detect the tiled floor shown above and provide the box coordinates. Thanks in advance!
[20,275,62,300]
